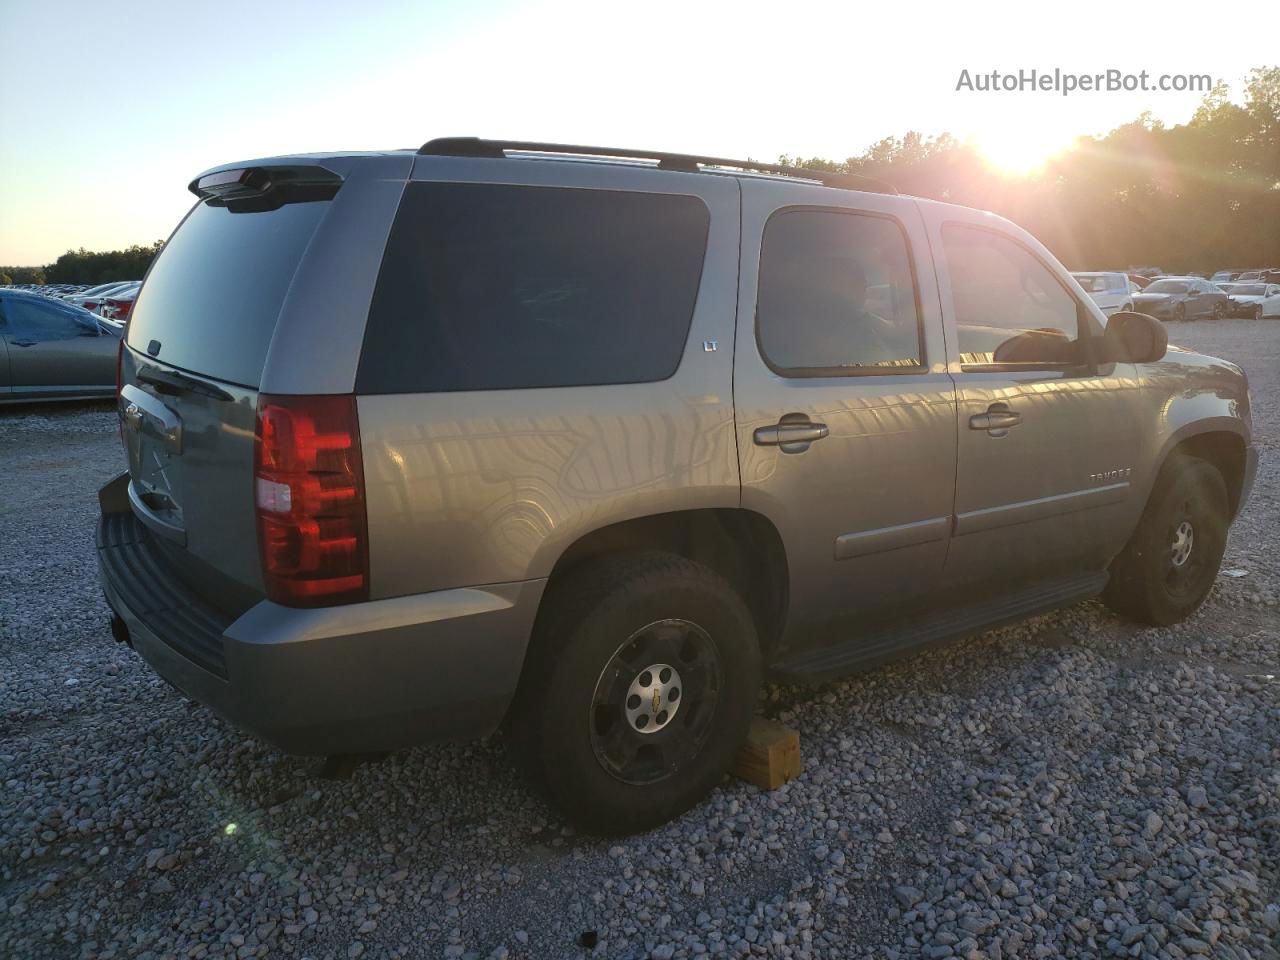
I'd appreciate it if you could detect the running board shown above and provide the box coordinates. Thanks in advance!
[773,571,1109,682]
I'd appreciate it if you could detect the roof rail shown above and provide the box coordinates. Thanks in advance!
[417,137,897,196]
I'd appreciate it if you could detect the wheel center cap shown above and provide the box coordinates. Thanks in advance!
[624,663,682,734]
[1171,520,1194,568]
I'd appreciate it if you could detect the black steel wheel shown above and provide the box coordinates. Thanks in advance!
[589,619,723,785]
[508,552,760,834]
[1104,456,1228,625]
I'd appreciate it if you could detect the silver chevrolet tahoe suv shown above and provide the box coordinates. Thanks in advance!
[98,138,1257,834]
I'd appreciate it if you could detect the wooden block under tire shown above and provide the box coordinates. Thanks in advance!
[732,717,801,789]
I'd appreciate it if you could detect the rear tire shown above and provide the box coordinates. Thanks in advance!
[509,552,761,834]
[1254,304,1264,320]
[1103,456,1228,625]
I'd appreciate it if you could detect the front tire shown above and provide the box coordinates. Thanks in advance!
[1254,304,1264,320]
[1213,302,1227,321]
[1103,456,1228,625]
[510,553,761,834]
[1173,303,1186,321]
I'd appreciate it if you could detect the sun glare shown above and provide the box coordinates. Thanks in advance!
[976,128,1074,176]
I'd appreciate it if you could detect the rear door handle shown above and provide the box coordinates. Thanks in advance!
[970,403,1021,437]
[12,339,38,347]
[754,417,829,453]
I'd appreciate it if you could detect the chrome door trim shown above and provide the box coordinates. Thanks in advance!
[834,516,951,560]
[953,481,1129,536]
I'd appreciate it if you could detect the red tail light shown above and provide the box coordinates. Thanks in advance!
[103,298,135,321]
[254,395,369,607]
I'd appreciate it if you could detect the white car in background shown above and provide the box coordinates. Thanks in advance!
[1225,283,1280,319]
[1071,272,1134,316]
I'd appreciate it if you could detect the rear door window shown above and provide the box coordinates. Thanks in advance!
[755,209,923,374]
[127,198,330,387]
[356,183,710,393]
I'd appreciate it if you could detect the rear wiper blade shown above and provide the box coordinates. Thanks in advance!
[137,366,233,401]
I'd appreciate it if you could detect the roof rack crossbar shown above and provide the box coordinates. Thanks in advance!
[417,137,897,195]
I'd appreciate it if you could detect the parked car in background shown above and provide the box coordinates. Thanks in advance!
[1224,283,1280,319]
[1127,266,1164,279]
[66,281,134,309]
[83,281,141,317]
[96,140,1256,833]
[101,289,140,323]
[0,290,123,402]
[1210,269,1246,283]
[1072,272,1134,315]
[1132,277,1229,321]
[1127,274,1152,289]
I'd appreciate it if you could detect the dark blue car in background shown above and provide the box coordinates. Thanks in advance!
[0,290,123,402]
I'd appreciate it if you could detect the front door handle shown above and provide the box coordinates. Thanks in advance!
[11,338,38,347]
[754,416,829,453]
[970,403,1022,437]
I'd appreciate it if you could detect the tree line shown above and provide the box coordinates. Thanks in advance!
[1,241,164,286]
[3,67,1276,284]
[779,66,1278,274]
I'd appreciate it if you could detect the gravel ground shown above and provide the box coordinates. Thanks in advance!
[2,318,1277,960]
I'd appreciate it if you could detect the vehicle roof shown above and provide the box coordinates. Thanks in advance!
[190,143,1048,229]
[2,289,93,309]
[193,144,919,205]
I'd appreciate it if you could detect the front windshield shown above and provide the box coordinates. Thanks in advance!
[1145,280,1188,294]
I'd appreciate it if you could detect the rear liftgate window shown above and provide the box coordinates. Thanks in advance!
[357,183,711,393]
[127,198,329,388]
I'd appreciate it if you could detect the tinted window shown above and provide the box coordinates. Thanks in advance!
[1073,275,1105,292]
[941,224,1085,367]
[756,210,921,373]
[3,298,87,337]
[357,183,710,394]
[1145,280,1188,294]
[127,198,330,387]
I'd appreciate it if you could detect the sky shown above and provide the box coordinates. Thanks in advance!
[0,0,1268,265]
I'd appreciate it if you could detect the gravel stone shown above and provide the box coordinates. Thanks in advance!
[1,318,1278,959]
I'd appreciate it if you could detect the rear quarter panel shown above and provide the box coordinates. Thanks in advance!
[360,159,742,598]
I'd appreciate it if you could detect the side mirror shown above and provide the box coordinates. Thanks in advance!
[1102,311,1167,364]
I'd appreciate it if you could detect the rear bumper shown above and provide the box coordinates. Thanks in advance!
[97,476,546,754]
